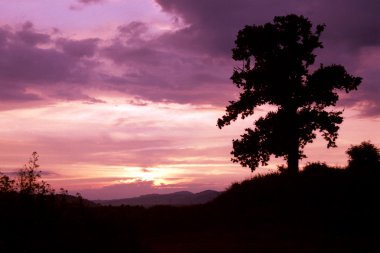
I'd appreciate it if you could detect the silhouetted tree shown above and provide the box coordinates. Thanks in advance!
[218,14,361,173]
[346,141,380,171]
[16,151,54,195]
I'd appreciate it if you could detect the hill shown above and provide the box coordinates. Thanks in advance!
[93,190,220,207]
[1,168,380,253]
[137,168,380,252]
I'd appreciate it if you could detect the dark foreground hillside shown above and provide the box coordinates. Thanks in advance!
[1,168,379,253]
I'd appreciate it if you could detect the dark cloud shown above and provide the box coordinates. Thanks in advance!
[96,0,380,113]
[102,0,369,110]
[0,28,11,45]
[0,24,97,103]
[56,38,99,58]
[2,170,59,177]
[118,21,148,39]
[149,0,380,115]
[15,22,51,46]
[103,42,165,66]
[1,1,379,116]
[0,85,41,101]
[102,25,233,104]
[303,0,380,49]
[338,68,380,117]
[155,0,380,55]
[155,0,300,56]
[0,44,85,83]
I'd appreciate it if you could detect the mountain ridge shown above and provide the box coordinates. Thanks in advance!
[93,190,220,207]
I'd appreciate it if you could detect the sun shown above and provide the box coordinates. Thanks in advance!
[122,166,165,185]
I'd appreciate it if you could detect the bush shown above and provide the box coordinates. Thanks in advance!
[0,173,16,193]
[303,162,331,173]
[346,141,380,172]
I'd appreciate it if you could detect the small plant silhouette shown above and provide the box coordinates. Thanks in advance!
[16,151,54,195]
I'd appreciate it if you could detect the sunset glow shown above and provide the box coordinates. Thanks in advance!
[0,0,378,199]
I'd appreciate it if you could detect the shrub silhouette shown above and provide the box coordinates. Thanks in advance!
[303,162,331,173]
[346,141,380,172]
[0,172,16,193]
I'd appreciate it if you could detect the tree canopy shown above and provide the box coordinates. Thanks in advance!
[218,14,362,173]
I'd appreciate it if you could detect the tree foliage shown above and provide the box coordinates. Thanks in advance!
[218,14,361,173]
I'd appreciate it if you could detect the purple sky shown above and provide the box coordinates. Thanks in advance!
[0,0,379,199]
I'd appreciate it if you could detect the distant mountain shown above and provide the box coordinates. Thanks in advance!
[93,190,220,207]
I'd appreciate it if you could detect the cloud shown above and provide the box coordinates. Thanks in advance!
[0,23,98,104]
[118,21,149,39]
[70,0,105,10]
[0,44,86,83]
[304,0,380,50]
[338,46,380,117]
[149,0,380,115]
[1,1,379,116]
[91,0,380,114]
[155,0,380,55]
[0,85,41,102]
[101,21,234,104]
[78,0,104,4]
[56,38,99,58]
[155,0,300,56]
[2,170,59,177]
[15,22,51,46]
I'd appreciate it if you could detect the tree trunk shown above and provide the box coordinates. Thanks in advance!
[287,141,299,174]
[287,106,299,174]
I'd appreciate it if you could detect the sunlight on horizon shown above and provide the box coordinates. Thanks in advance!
[0,94,378,198]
